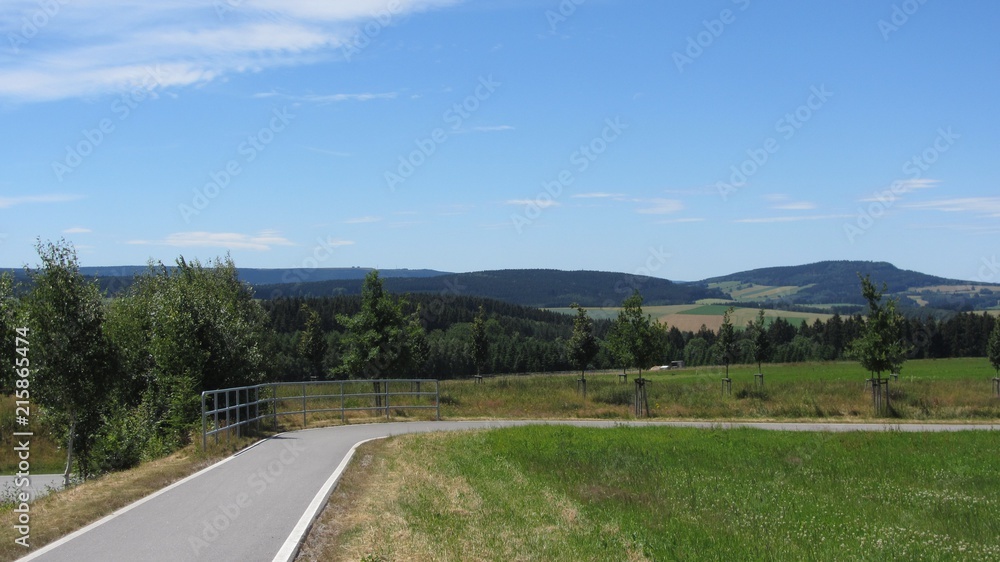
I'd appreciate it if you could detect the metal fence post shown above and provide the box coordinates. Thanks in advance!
[340,380,345,423]
[201,391,207,450]
[272,383,278,431]
[436,380,440,421]
[302,382,307,428]
[385,381,390,419]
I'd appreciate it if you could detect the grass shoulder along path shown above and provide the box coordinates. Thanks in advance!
[299,425,1000,561]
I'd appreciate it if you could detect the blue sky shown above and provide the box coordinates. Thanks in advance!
[1,0,998,283]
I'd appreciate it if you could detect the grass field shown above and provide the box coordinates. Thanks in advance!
[301,425,1000,561]
[549,305,834,332]
[439,358,1000,422]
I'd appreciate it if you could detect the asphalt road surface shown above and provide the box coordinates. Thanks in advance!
[18,420,1000,562]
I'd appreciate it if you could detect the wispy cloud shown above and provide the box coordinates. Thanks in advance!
[860,178,939,202]
[571,192,626,199]
[506,199,559,209]
[257,91,399,103]
[635,198,684,215]
[774,201,818,210]
[764,193,816,210]
[62,227,92,234]
[0,194,84,208]
[302,146,352,158]
[471,125,514,133]
[734,214,854,224]
[345,216,383,224]
[128,230,297,251]
[658,218,706,224]
[904,197,1000,218]
[0,0,462,103]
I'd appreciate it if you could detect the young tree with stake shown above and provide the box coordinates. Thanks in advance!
[567,303,599,395]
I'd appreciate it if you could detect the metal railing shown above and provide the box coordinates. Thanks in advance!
[201,379,440,449]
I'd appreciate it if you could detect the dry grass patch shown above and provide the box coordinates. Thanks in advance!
[297,432,596,562]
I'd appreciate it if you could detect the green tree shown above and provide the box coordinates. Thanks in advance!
[716,307,738,380]
[611,291,661,380]
[297,304,328,380]
[24,240,117,485]
[746,308,771,374]
[988,317,1000,377]
[469,305,489,377]
[1,272,21,390]
[335,270,427,379]
[605,318,634,379]
[847,274,910,382]
[567,303,599,380]
[105,255,269,446]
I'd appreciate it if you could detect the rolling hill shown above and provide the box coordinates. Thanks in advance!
[5,260,996,312]
[255,269,725,308]
[701,260,1000,310]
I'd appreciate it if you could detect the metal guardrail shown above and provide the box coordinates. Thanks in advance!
[201,379,440,449]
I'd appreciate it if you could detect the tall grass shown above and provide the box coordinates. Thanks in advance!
[439,358,1000,421]
[307,426,1000,561]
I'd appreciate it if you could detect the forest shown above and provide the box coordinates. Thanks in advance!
[3,241,1000,486]
[264,290,999,380]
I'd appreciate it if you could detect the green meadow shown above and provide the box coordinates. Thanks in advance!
[438,358,1000,421]
[307,425,1000,561]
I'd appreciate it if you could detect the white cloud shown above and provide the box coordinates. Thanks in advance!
[506,199,559,209]
[571,192,625,199]
[658,218,705,224]
[345,216,383,224]
[734,214,854,224]
[0,194,84,208]
[0,0,463,103]
[860,178,939,202]
[635,198,684,215]
[904,197,1000,218]
[774,201,818,211]
[62,227,92,234]
[472,125,514,132]
[128,230,297,251]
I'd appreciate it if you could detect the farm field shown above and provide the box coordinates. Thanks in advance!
[549,305,834,332]
[304,425,1000,561]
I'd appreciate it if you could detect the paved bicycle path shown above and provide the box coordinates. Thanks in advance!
[17,420,1000,562]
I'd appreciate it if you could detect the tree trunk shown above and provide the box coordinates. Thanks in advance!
[63,411,76,488]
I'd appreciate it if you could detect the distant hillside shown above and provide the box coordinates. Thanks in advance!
[0,266,450,296]
[256,269,726,308]
[701,261,999,309]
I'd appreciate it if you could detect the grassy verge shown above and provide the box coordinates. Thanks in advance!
[300,426,1000,561]
[0,435,258,562]
[439,358,1000,421]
